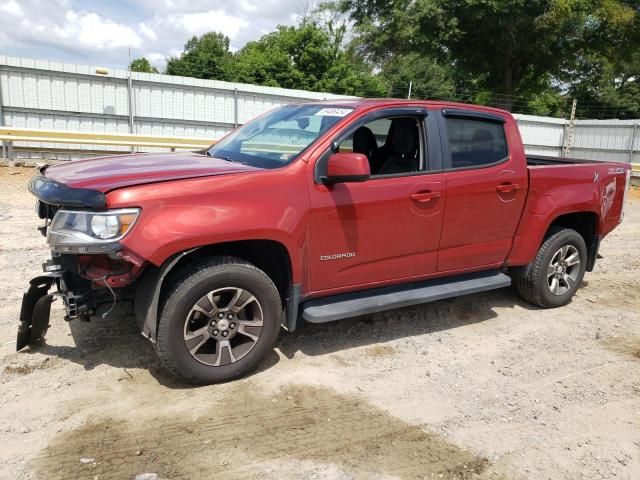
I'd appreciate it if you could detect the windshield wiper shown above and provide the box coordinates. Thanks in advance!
[206,150,248,165]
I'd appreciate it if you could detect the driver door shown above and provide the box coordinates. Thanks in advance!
[308,110,446,293]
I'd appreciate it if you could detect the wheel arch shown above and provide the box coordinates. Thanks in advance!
[546,211,599,272]
[509,209,600,278]
[167,240,292,302]
[134,239,294,341]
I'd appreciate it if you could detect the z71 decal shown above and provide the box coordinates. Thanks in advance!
[608,167,626,175]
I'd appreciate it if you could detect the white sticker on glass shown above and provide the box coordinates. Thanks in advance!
[314,108,352,117]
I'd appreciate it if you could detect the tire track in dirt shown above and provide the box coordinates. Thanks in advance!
[32,383,493,480]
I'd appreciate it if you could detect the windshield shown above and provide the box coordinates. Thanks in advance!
[207,104,354,169]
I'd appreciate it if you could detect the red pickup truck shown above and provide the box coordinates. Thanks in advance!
[18,99,632,384]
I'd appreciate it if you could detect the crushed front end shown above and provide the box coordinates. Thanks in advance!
[17,172,146,350]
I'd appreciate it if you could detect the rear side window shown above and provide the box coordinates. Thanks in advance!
[445,118,508,169]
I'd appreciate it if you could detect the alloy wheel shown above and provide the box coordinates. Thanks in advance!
[547,245,581,296]
[183,287,264,366]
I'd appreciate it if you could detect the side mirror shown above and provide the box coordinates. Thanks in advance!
[324,152,371,184]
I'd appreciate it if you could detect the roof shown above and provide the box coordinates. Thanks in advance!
[304,97,512,116]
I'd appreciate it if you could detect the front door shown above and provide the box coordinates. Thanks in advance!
[308,112,446,293]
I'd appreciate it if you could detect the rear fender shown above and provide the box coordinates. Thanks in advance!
[508,208,600,274]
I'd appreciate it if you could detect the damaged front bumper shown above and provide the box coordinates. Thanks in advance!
[16,274,58,350]
[16,253,139,351]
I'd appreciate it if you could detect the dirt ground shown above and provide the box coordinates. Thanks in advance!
[1,166,639,480]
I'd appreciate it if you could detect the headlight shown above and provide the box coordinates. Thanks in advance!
[47,208,140,249]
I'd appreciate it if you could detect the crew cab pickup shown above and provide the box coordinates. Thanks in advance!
[18,99,632,384]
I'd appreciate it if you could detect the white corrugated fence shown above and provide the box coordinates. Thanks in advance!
[0,55,638,171]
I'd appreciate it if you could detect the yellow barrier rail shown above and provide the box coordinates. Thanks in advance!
[1,126,639,174]
[0,126,215,150]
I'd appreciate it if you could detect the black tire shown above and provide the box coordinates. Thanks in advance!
[156,256,282,384]
[515,227,587,308]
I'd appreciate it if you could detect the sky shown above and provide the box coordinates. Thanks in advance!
[0,0,316,69]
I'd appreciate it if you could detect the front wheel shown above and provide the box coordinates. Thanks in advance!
[515,227,587,308]
[156,257,282,384]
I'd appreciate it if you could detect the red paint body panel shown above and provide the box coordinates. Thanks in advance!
[326,152,371,179]
[45,152,257,191]
[41,99,630,300]
[438,113,528,270]
[107,161,310,284]
[506,162,627,266]
[308,173,447,292]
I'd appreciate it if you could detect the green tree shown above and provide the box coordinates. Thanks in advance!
[232,21,385,96]
[379,53,455,99]
[563,1,639,118]
[129,57,159,73]
[165,32,234,80]
[340,0,638,111]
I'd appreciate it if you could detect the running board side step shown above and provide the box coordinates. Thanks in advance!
[302,270,511,323]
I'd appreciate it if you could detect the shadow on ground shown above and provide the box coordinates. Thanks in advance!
[26,286,537,387]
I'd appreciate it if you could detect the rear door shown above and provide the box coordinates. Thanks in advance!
[436,109,527,272]
[308,108,447,293]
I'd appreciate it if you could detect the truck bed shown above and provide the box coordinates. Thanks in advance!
[526,154,608,166]
[521,154,630,247]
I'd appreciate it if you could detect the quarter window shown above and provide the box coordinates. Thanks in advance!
[446,118,508,169]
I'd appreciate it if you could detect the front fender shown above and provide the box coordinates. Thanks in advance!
[108,163,310,285]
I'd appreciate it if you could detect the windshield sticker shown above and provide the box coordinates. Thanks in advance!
[280,153,292,160]
[315,108,352,117]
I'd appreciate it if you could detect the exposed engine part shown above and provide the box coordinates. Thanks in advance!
[99,276,118,319]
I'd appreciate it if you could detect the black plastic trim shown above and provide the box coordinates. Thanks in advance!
[586,235,601,272]
[302,270,511,323]
[139,248,198,341]
[442,108,506,124]
[29,175,106,208]
[284,283,302,332]
[320,173,370,184]
[50,242,121,254]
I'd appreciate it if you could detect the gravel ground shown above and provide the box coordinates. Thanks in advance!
[1,165,639,480]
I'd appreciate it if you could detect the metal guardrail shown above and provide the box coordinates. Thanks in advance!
[0,127,214,157]
[1,126,639,176]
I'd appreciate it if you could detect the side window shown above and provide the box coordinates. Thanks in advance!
[338,117,423,176]
[338,118,391,153]
[445,117,508,169]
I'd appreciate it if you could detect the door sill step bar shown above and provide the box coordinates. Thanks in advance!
[302,270,511,323]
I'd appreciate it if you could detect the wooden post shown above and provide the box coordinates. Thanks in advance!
[562,99,577,158]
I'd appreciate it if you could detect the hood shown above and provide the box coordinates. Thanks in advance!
[43,152,262,192]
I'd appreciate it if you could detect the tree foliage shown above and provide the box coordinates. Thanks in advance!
[380,53,455,99]
[339,0,639,113]
[232,21,385,96]
[563,0,640,117]
[165,32,234,80]
[157,1,639,118]
[129,57,158,73]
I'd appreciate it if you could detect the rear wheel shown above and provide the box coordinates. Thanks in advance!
[156,257,281,384]
[515,228,587,308]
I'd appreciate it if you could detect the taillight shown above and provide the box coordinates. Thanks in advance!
[620,168,631,222]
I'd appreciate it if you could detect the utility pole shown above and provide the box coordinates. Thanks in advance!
[407,81,413,99]
[562,99,577,158]
[0,74,6,160]
[127,48,135,153]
